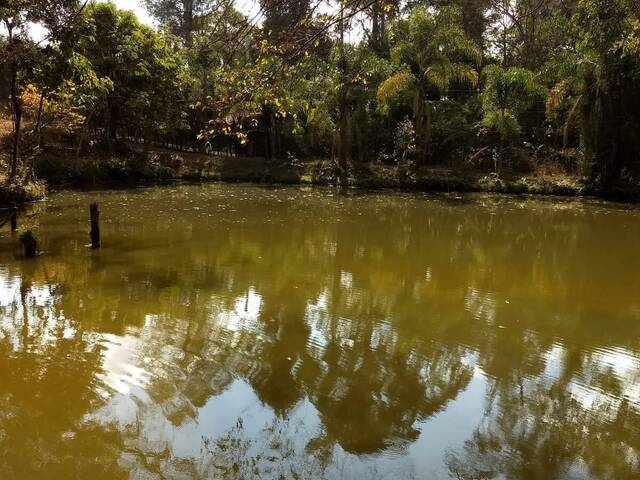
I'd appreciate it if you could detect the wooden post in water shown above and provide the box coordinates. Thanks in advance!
[90,202,100,249]
[10,202,17,232]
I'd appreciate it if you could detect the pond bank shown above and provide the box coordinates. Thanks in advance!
[0,180,46,207]
[6,146,638,205]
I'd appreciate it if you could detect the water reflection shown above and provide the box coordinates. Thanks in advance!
[0,185,639,479]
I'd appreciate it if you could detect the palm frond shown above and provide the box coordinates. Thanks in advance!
[377,71,415,113]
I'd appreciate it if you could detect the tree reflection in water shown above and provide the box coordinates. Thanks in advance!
[0,185,639,479]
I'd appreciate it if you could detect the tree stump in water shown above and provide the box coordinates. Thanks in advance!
[19,231,37,258]
[90,202,100,248]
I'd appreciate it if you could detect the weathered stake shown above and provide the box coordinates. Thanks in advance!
[10,202,17,232]
[90,202,100,248]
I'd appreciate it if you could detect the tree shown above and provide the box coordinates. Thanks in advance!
[479,64,543,172]
[419,0,493,48]
[0,0,86,181]
[26,25,91,179]
[377,5,481,163]
[180,2,246,138]
[572,0,640,187]
[261,0,311,36]
[483,0,575,70]
[336,2,350,172]
[75,3,185,149]
[343,0,400,57]
[57,52,114,157]
[142,0,229,47]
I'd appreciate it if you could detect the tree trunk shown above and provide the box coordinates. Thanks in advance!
[338,107,350,171]
[354,118,364,164]
[182,0,194,47]
[336,4,350,172]
[601,90,620,187]
[583,69,620,188]
[370,1,382,54]
[105,98,118,151]
[563,96,581,151]
[497,108,506,174]
[413,86,424,156]
[424,100,433,160]
[9,58,22,181]
[413,85,432,163]
[268,110,277,161]
[77,112,93,158]
[25,91,46,183]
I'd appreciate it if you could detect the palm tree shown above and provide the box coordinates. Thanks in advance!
[377,6,481,162]
[480,64,542,173]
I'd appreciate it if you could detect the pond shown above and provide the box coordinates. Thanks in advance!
[0,184,639,479]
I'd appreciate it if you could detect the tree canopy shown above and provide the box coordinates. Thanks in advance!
[2,0,640,191]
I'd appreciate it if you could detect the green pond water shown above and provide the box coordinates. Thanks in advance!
[0,184,639,479]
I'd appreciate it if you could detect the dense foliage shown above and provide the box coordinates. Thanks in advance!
[2,0,640,191]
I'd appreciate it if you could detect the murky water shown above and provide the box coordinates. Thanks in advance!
[1,184,639,479]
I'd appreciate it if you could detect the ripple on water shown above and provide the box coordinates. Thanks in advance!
[0,184,639,479]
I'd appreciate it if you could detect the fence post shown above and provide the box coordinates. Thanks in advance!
[10,202,17,232]
[90,203,100,249]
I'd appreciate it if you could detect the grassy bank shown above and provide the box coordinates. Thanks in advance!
[0,178,46,207]
[4,147,639,205]
[34,146,595,197]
